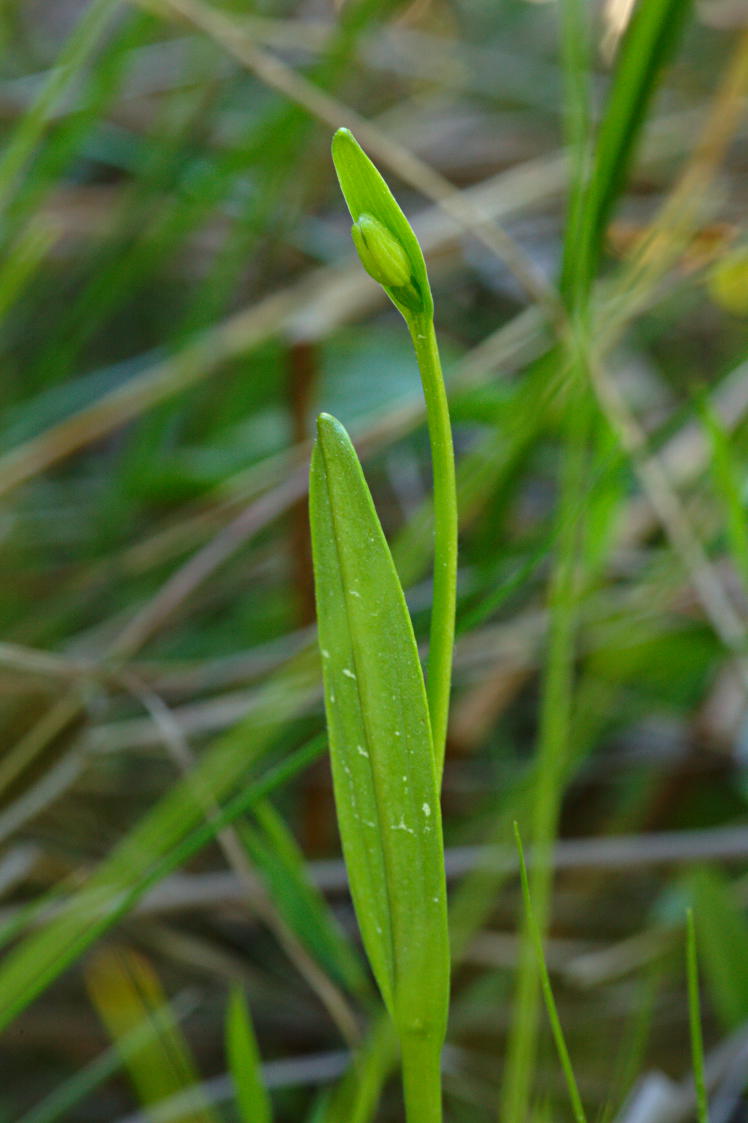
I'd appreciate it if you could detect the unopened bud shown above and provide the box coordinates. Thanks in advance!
[351,214,413,289]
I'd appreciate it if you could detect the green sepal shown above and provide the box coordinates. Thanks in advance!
[309,412,449,1042]
[332,128,433,319]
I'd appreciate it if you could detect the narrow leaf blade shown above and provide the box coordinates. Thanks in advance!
[226,987,273,1123]
[561,0,693,301]
[309,412,448,1039]
[238,800,368,996]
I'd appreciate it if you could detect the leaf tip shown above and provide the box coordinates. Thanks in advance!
[315,412,351,464]
[332,125,355,147]
[331,128,357,179]
[316,411,338,438]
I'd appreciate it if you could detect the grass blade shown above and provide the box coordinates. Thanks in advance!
[562,0,694,301]
[513,823,587,1123]
[688,867,748,1030]
[686,909,710,1123]
[0,0,123,217]
[238,800,368,997]
[226,986,273,1123]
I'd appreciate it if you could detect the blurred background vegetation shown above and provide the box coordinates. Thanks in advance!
[3,0,748,1120]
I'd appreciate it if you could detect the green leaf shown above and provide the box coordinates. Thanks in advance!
[309,412,449,1041]
[226,987,273,1123]
[331,128,433,319]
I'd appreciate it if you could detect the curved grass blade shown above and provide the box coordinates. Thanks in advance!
[238,800,368,997]
[309,411,449,1045]
[226,987,273,1123]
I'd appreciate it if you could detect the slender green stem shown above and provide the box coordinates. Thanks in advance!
[514,824,587,1123]
[558,0,593,310]
[686,910,710,1123]
[407,314,457,782]
[401,1033,443,1123]
[500,357,591,1123]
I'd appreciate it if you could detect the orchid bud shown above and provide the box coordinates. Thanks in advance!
[351,214,413,289]
[332,127,433,319]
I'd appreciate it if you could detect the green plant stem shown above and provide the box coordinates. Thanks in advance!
[686,910,710,1123]
[500,361,591,1123]
[407,314,457,782]
[514,824,587,1123]
[400,1033,443,1123]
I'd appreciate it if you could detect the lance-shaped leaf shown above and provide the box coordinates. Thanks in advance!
[309,412,449,1042]
[226,987,272,1123]
[331,128,433,319]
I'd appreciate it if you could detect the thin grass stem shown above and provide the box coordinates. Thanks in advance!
[686,909,710,1123]
[514,824,587,1123]
[500,365,590,1122]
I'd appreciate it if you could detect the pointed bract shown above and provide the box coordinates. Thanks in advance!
[332,128,433,318]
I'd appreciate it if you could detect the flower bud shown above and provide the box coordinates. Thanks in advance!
[332,128,433,319]
[351,213,413,289]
